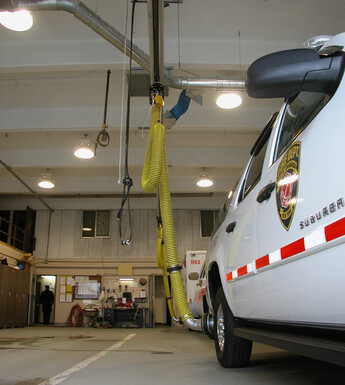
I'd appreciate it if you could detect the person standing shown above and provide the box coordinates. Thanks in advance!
[40,285,55,325]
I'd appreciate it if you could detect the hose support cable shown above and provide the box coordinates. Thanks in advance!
[117,0,136,245]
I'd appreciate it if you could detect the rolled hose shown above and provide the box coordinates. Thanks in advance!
[142,101,201,330]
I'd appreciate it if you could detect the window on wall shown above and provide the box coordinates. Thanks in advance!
[200,210,219,238]
[82,210,110,238]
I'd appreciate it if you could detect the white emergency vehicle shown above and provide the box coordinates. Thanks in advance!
[182,251,207,318]
[202,33,345,368]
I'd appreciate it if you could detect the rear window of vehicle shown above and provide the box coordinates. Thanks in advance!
[274,92,329,160]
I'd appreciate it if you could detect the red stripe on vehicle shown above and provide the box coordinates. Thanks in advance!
[281,237,305,260]
[325,217,345,242]
[226,216,345,282]
[256,255,269,270]
[237,265,248,277]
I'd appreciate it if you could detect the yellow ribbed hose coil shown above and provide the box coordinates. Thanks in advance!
[142,102,193,323]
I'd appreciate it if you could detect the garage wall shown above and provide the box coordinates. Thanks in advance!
[34,209,210,261]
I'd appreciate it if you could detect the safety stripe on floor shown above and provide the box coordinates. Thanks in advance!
[38,333,136,385]
[226,216,345,282]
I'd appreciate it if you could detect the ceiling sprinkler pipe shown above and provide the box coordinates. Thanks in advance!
[1,0,246,92]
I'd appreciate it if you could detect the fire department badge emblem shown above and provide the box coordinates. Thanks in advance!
[276,142,301,231]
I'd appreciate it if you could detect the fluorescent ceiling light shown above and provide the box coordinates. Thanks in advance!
[216,93,242,109]
[74,136,95,159]
[38,171,55,189]
[0,11,33,32]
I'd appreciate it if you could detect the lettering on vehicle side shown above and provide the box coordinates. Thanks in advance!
[276,142,301,231]
[300,197,345,229]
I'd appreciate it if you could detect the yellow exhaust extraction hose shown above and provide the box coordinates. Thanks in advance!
[142,97,195,325]
[157,224,178,321]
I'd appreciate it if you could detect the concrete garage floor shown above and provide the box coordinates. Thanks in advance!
[0,327,344,385]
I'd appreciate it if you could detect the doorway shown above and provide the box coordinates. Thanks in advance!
[34,275,56,324]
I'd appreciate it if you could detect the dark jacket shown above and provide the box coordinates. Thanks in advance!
[40,289,54,309]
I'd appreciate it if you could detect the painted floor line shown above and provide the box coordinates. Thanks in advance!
[38,333,136,385]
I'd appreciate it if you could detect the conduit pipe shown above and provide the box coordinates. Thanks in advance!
[0,0,245,91]
[0,159,54,212]
[0,158,54,263]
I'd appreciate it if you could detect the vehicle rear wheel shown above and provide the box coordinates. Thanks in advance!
[214,287,252,368]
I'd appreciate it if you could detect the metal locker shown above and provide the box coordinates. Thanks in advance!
[13,269,22,326]
[18,272,30,326]
[5,267,17,327]
[0,264,9,327]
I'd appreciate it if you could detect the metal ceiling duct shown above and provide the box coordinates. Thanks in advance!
[0,0,245,91]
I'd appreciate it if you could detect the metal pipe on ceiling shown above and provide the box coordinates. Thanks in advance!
[0,159,54,212]
[1,0,151,72]
[0,0,245,91]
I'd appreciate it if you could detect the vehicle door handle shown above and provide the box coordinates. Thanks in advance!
[226,221,236,233]
[257,182,276,203]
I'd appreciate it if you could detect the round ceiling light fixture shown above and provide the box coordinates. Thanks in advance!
[0,10,33,32]
[216,92,242,109]
[74,135,95,159]
[197,169,213,188]
[38,170,55,189]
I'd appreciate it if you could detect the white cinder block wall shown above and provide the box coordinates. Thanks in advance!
[35,209,210,262]
[33,208,210,325]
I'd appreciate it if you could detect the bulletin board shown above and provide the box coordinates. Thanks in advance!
[59,276,74,303]
[74,276,102,300]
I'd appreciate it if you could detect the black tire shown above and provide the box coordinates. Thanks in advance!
[214,287,252,368]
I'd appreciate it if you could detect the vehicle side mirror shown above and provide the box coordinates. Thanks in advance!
[246,48,345,98]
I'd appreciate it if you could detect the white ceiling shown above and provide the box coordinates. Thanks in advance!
[0,0,344,210]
